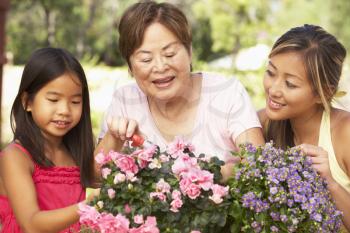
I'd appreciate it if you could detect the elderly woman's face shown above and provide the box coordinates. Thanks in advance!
[129,22,192,101]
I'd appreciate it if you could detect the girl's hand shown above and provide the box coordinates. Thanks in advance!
[86,188,100,202]
[107,116,140,141]
[298,144,335,184]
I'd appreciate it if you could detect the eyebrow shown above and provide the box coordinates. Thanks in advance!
[268,61,303,81]
[134,41,180,55]
[268,61,277,70]
[46,91,82,97]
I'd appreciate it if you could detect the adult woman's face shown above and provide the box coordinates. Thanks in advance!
[129,22,192,101]
[263,51,320,121]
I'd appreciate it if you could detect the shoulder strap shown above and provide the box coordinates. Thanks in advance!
[10,143,34,162]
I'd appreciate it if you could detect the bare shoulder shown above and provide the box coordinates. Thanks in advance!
[0,144,34,172]
[331,108,350,139]
[331,108,350,174]
[257,108,268,129]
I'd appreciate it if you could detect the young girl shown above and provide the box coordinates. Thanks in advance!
[259,24,350,230]
[0,48,95,232]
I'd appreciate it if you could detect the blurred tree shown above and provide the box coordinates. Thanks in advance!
[7,0,134,65]
[329,0,350,52]
[269,0,330,38]
[192,0,270,58]
[6,0,348,67]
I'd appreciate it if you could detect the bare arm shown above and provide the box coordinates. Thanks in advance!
[221,127,265,182]
[331,112,350,231]
[234,127,265,147]
[257,108,268,130]
[0,146,81,233]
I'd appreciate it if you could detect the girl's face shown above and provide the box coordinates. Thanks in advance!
[263,52,320,121]
[26,73,83,142]
[129,22,192,101]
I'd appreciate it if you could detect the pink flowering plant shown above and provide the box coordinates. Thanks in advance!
[228,143,342,233]
[79,137,232,233]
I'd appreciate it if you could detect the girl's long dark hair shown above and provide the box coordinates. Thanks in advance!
[265,24,346,149]
[10,47,94,187]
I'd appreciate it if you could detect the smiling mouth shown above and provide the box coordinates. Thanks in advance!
[152,76,175,87]
[52,120,71,128]
[268,98,286,109]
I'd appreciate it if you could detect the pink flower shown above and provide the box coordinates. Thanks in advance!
[130,216,159,233]
[196,170,214,191]
[78,203,100,230]
[114,173,126,184]
[107,188,116,199]
[134,214,144,224]
[95,151,111,165]
[172,154,198,176]
[159,154,169,162]
[191,231,201,233]
[171,190,181,199]
[133,145,157,168]
[115,155,139,174]
[156,178,171,193]
[209,184,229,204]
[183,169,214,191]
[185,183,201,199]
[166,136,187,158]
[102,168,112,179]
[98,213,130,233]
[170,198,183,212]
[125,172,138,182]
[179,177,192,194]
[108,150,124,162]
[124,204,131,214]
[150,192,167,201]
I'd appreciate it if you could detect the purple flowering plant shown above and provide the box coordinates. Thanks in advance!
[79,137,232,233]
[228,143,342,233]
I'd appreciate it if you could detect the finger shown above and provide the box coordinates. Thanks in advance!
[107,116,120,138]
[309,156,328,165]
[118,118,128,141]
[126,119,138,138]
[311,164,324,173]
[299,144,327,157]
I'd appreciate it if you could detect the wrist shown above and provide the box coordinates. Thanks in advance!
[326,178,340,192]
[105,131,125,150]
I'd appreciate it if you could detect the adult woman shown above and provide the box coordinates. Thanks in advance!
[96,1,264,179]
[259,24,350,230]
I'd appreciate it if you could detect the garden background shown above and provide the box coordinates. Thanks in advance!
[1,0,350,147]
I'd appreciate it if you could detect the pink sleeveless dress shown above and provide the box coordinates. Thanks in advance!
[0,144,85,233]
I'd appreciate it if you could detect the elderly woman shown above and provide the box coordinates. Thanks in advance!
[96,1,264,179]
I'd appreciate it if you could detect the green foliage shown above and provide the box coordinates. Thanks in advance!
[329,0,350,52]
[6,0,349,69]
[192,0,270,55]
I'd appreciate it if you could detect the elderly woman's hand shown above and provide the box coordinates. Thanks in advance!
[107,116,140,141]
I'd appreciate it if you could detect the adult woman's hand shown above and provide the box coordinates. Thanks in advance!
[107,116,140,141]
[298,144,335,185]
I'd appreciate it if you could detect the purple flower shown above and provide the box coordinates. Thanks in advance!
[230,143,342,232]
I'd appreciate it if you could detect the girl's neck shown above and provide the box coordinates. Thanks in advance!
[290,106,323,145]
[148,73,202,120]
[43,135,64,158]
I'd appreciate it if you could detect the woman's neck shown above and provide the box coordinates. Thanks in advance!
[290,106,323,145]
[148,74,202,120]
